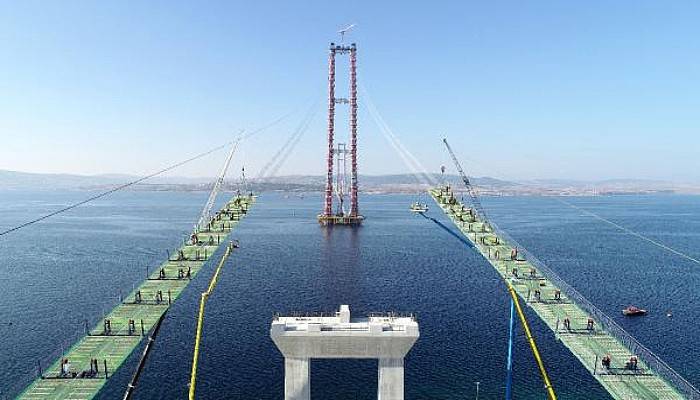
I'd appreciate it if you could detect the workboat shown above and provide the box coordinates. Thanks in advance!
[410,202,429,213]
[622,306,647,316]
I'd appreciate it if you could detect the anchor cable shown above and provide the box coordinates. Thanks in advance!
[557,198,700,267]
[0,142,230,238]
[436,149,700,268]
[0,110,293,238]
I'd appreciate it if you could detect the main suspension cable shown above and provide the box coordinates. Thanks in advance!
[257,100,320,180]
[361,85,437,186]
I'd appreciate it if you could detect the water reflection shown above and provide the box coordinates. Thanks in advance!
[319,225,362,307]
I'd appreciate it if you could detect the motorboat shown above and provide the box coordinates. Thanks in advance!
[410,202,429,213]
[622,306,647,316]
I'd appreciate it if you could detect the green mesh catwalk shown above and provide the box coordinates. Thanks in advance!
[17,194,255,400]
[430,186,700,400]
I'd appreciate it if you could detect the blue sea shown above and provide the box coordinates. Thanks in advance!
[1,190,699,399]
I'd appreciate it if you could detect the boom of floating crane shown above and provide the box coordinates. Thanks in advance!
[195,140,239,232]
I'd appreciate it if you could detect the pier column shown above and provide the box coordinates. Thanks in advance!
[378,357,404,400]
[285,357,310,400]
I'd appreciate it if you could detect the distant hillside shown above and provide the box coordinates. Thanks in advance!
[258,174,516,187]
[239,174,518,194]
[0,170,513,190]
[1,169,697,195]
[0,170,212,190]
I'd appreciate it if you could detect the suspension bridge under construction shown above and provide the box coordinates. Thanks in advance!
[17,194,254,400]
[430,185,696,400]
[5,37,700,400]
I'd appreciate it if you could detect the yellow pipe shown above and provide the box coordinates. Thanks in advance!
[189,242,234,400]
[507,282,557,400]
[432,189,556,399]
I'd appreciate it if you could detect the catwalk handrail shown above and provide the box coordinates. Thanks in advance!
[487,220,700,400]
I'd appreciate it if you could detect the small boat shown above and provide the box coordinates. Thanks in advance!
[410,202,429,213]
[622,306,647,316]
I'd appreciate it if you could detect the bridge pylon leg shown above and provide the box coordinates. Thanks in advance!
[285,357,310,400]
[378,357,404,400]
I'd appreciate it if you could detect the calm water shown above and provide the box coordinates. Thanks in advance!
[1,190,699,399]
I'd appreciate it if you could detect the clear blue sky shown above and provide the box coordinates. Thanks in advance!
[1,1,698,181]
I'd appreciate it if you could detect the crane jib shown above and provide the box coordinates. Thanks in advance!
[441,138,487,219]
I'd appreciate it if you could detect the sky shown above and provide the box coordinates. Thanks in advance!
[0,1,698,182]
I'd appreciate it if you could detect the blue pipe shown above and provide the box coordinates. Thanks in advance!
[506,298,515,400]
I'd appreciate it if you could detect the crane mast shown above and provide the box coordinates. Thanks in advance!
[195,140,239,232]
[441,138,486,219]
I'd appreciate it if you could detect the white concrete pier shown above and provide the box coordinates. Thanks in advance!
[378,358,405,400]
[284,357,310,399]
[270,305,419,400]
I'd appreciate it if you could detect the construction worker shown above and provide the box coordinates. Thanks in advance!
[628,356,638,370]
[587,318,595,331]
[62,359,71,377]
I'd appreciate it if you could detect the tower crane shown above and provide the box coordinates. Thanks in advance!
[195,139,239,232]
[442,137,487,219]
[338,24,356,43]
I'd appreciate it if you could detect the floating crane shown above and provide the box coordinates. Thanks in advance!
[442,137,486,219]
[195,140,239,232]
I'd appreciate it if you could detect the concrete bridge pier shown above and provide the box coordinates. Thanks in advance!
[271,305,419,400]
[378,357,404,400]
[285,357,310,400]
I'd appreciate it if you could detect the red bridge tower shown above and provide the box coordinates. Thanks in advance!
[318,42,364,226]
